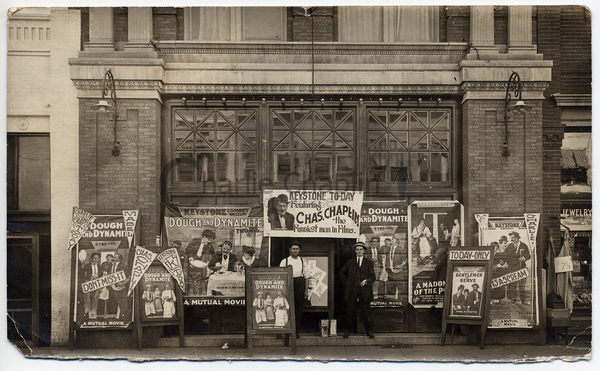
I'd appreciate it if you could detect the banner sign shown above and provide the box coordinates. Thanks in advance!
[164,206,267,306]
[123,210,139,249]
[359,201,409,307]
[475,214,540,328]
[263,190,363,238]
[157,248,185,292]
[127,246,158,297]
[408,201,464,308]
[139,265,179,321]
[68,208,96,252]
[74,213,135,328]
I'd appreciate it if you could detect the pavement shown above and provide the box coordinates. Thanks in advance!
[17,338,592,364]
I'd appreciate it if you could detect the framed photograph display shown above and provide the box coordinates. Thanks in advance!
[441,246,493,349]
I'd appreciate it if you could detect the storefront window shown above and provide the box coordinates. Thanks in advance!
[172,108,257,185]
[561,131,591,194]
[367,109,451,188]
[271,108,355,187]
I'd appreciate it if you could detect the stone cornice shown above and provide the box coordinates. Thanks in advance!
[461,81,550,91]
[72,79,164,90]
[551,93,591,107]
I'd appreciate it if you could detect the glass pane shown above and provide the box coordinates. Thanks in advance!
[238,132,256,150]
[272,131,291,149]
[389,111,408,130]
[314,131,331,149]
[368,131,386,150]
[334,133,352,150]
[431,131,449,150]
[389,131,408,150]
[368,153,387,181]
[237,152,257,181]
[272,112,289,129]
[273,152,290,182]
[335,153,354,185]
[293,152,312,183]
[175,153,194,182]
[410,131,428,150]
[430,111,449,129]
[197,111,216,129]
[217,110,235,129]
[296,132,313,149]
[238,111,256,130]
[430,153,449,182]
[409,153,429,182]
[217,131,235,150]
[175,110,194,130]
[314,154,332,182]
[216,153,235,181]
[389,153,409,183]
[295,112,312,130]
[410,111,429,129]
[317,132,333,150]
[197,153,215,182]
[195,131,214,150]
[318,110,334,127]
[175,131,193,151]
[278,111,292,126]
[18,136,50,210]
[334,110,350,127]
[337,131,354,149]
[293,110,309,126]
[292,133,311,150]
[368,111,386,130]
[313,113,331,130]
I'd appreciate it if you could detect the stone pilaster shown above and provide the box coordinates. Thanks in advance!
[468,6,498,58]
[508,6,535,54]
[86,7,114,51]
[126,7,153,50]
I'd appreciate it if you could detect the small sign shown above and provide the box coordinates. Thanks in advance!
[554,256,574,273]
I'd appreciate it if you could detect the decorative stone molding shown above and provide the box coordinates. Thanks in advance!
[162,84,461,95]
[551,93,591,107]
[72,79,163,90]
[461,81,550,91]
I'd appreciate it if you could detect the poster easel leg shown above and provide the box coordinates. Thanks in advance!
[440,321,447,346]
[480,324,487,349]
[291,334,297,355]
[451,324,455,345]
[247,335,253,357]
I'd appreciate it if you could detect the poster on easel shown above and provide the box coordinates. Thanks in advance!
[138,265,179,322]
[73,212,138,329]
[408,200,464,308]
[475,213,540,328]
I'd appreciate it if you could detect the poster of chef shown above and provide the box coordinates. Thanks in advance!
[475,213,540,328]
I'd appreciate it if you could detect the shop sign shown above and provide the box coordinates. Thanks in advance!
[263,190,363,238]
[475,214,540,328]
[408,200,464,308]
[164,206,267,306]
[74,213,135,329]
[359,201,409,307]
[554,256,574,273]
[561,207,592,231]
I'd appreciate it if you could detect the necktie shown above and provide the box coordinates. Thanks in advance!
[357,257,361,267]
[93,264,97,276]
[112,262,117,273]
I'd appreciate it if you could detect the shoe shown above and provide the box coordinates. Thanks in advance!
[367,332,375,339]
[343,333,349,339]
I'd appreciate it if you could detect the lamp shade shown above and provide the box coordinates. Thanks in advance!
[93,99,113,112]
[509,100,531,113]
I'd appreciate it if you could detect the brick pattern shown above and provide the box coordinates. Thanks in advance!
[153,7,179,41]
[113,7,128,43]
[560,6,591,94]
[445,6,470,42]
[79,99,161,247]
[290,7,335,42]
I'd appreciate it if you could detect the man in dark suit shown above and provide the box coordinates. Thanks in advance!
[340,241,376,339]
[506,231,531,304]
[100,253,114,275]
[82,252,101,319]
[107,252,129,318]
[268,194,295,230]
[185,229,217,295]
[214,240,237,272]
[452,284,465,313]
[466,283,482,313]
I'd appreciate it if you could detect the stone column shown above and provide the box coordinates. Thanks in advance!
[508,6,535,53]
[126,7,153,49]
[468,6,497,57]
[86,7,114,51]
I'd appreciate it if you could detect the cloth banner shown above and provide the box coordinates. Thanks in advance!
[408,200,464,308]
[123,210,139,249]
[68,207,96,252]
[476,214,539,328]
[157,248,185,293]
[263,190,363,238]
[127,245,158,297]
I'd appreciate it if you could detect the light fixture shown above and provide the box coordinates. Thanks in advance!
[502,71,532,156]
[181,97,187,106]
[418,98,423,104]
[398,98,403,105]
[242,98,246,105]
[437,98,442,104]
[93,69,119,157]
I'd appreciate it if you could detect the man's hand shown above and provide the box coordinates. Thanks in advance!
[359,279,367,286]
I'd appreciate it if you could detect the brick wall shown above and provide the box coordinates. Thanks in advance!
[79,99,161,247]
[290,7,335,41]
[559,6,591,94]
[153,7,180,41]
[113,7,128,43]
[444,6,470,42]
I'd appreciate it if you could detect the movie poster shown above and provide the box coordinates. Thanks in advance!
[164,206,267,306]
[359,201,409,307]
[475,214,540,328]
[249,269,292,330]
[449,266,486,318]
[74,214,135,328]
[408,200,464,308]
[139,265,178,321]
[263,190,363,238]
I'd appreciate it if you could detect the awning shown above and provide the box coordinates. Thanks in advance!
[562,149,590,169]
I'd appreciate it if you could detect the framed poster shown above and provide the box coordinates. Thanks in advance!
[138,265,179,321]
[163,206,267,307]
[72,212,137,329]
[246,267,294,331]
[408,200,464,308]
[304,256,329,308]
[359,201,409,307]
[441,247,493,349]
[475,213,540,328]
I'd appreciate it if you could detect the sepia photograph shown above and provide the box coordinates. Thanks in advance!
[2,0,594,368]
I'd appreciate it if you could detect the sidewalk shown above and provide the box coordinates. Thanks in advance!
[23,341,591,363]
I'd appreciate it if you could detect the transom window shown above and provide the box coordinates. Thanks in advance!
[271,108,356,186]
[172,108,257,184]
[368,109,451,186]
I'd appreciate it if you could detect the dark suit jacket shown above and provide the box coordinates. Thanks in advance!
[339,256,376,303]
[452,292,464,308]
[215,252,237,271]
[505,241,531,269]
[467,290,482,310]
[267,211,295,230]
[82,262,101,282]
